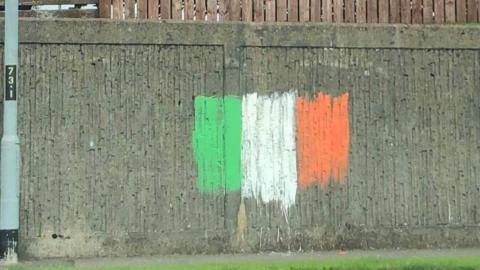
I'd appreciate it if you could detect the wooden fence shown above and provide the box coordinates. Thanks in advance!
[98,0,480,23]
[0,0,479,23]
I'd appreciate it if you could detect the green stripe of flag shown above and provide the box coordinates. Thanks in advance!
[193,96,242,192]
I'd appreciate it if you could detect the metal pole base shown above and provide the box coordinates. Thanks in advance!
[0,229,18,265]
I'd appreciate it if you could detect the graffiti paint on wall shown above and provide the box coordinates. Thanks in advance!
[241,92,298,212]
[296,93,350,188]
[192,96,242,192]
[192,91,349,210]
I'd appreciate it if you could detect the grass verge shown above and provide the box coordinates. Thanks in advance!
[9,256,480,270]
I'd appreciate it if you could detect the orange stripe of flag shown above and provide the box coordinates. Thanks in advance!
[296,92,349,188]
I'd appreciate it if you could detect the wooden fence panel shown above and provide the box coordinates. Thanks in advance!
[138,0,148,18]
[466,0,478,21]
[207,0,216,21]
[310,0,320,21]
[299,0,309,21]
[412,0,423,23]
[148,0,158,18]
[160,0,171,19]
[323,0,332,22]
[40,0,480,23]
[367,0,378,22]
[124,0,135,18]
[112,0,122,18]
[288,0,299,21]
[390,0,401,22]
[445,0,456,21]
[456,0,467,21]
[401,0,411,23]
[356,0,366,22]
[423,0,433,22]
[344,0,354,22]
[99,0,110,18]
[434,0,445,22]
[333,0,343,22]
[277,0,287,21]
[254,0,264,21]
[219,0,226,20]
[243,0,253,21]
[266,0,276,21]
[378,0,389,23]
[228,0,241,20]
[300,0,309,21]
[196,0,205,20]
[185,0,194,19]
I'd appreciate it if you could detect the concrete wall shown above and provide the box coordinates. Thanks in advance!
[1,19,480,258]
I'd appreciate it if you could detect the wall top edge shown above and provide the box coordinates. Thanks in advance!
[1,18,479,49]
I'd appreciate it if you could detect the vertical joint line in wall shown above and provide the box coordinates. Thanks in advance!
[222,43,227,230]
[392,50,397,226]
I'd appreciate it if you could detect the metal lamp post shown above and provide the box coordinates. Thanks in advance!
[0,0,20,264]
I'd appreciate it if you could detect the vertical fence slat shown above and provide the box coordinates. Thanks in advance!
[148,0,158,18]
[323,0,332,22]
[334,0,343,22]
[367,0,378,22]
[266,0,276,21]
[344,0,355,22]
[423,0,433,22]
[232,0,242,21]
[229,0,241,20]
[400,0,411,23]
[412,0,423,23]
[434,0,445,22]
[356,0,366,22]
[196,0,205,20]
[379,0,389,22]
[185,0,194,19]
[390,0,401,22]
[288,0,299,21]
[243,0,253,20]
[219,0,226,20]
[112,0,122,18]
[277,0,287,21]
[99,0,111,18]
[457,0,467,21]
[125,0,135,18]
[172,0,182,19]
[207,0,217,20]
[254,0,264,21]
[112,0,122,20]
[219,0,225,20]
[299,0,309,21]
[467,0,478,21]
[160,0,171,19]
[445,0,455,22]
[311,0,321,21]
[138,0,148,18]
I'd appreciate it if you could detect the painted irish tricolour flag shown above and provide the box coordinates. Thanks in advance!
[193,91,349,212]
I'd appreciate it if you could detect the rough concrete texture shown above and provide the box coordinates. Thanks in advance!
[0,19,479,259]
